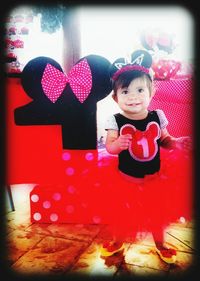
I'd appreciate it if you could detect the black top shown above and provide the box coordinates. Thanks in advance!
[114,111,161,178]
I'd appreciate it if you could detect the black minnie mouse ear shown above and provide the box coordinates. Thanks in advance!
[131,49,152,68]
[21,56,63,100]
[109,57,126,79]
[110,49,153,80]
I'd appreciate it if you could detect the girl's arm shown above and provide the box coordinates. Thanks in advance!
[160,128,192,151]
[105,129,132,154]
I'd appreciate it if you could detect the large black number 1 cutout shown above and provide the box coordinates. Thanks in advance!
[14,55,112,149]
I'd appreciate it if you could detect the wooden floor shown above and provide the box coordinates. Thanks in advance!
[4,184,198,279]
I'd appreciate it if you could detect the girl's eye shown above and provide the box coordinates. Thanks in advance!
[138,88,144,93]
[121,90,128,95]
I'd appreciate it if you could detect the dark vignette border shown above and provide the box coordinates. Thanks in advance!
[0,1,199,281]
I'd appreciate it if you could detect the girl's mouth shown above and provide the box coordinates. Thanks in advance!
[127,103,141,106]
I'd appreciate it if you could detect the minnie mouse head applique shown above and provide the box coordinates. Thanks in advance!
[120,122,160,162]
[15,55,112,149]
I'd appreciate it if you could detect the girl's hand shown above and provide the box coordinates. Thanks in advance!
[175,136,192,152]
[117,134,132,151]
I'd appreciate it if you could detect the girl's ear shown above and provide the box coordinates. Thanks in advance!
[112,92,118,103]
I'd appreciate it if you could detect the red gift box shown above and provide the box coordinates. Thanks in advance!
[149,79,193,137]
[152,59,181,80]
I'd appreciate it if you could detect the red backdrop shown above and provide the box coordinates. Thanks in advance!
[6,77,193,185]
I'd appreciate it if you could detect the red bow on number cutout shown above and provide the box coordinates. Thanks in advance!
[41,59,92,103]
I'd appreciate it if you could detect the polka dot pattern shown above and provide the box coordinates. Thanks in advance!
[62,152,71,161]
[30,142,192,226]
[52,193,61,201]
[43,201,51,209]
[33,212,41,221]
[41,59,92,104]
[30,149,102,224]
[30,184,101,223]
[31,194,39,202]
[62,150,97,180]
[65,167,75,176]
[30,150,101,224]
[69,59,92,103]
[50,213,58,222]
[149,79,193,137]
[85,152,94,161]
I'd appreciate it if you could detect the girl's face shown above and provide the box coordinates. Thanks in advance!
[114,77,153,118]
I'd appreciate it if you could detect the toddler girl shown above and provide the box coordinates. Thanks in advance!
[101,50,192,263]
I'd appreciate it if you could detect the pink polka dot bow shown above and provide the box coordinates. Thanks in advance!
[41,59,92,103]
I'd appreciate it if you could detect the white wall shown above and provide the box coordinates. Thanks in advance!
[79,5,194,63]
[6,5,194,142]
[78,5,194,141]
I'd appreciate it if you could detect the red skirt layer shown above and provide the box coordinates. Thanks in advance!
[80,148,193,238]
[30,148,193,240]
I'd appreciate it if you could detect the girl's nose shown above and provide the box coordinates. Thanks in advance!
[128,92,137,99]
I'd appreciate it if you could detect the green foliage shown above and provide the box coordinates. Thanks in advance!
[32,5,66,33]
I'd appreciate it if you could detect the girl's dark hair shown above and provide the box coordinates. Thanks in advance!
[112,70,153,96]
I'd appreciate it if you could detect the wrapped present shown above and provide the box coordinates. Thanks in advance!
[149,78,193,137]
[152,59,181,80]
